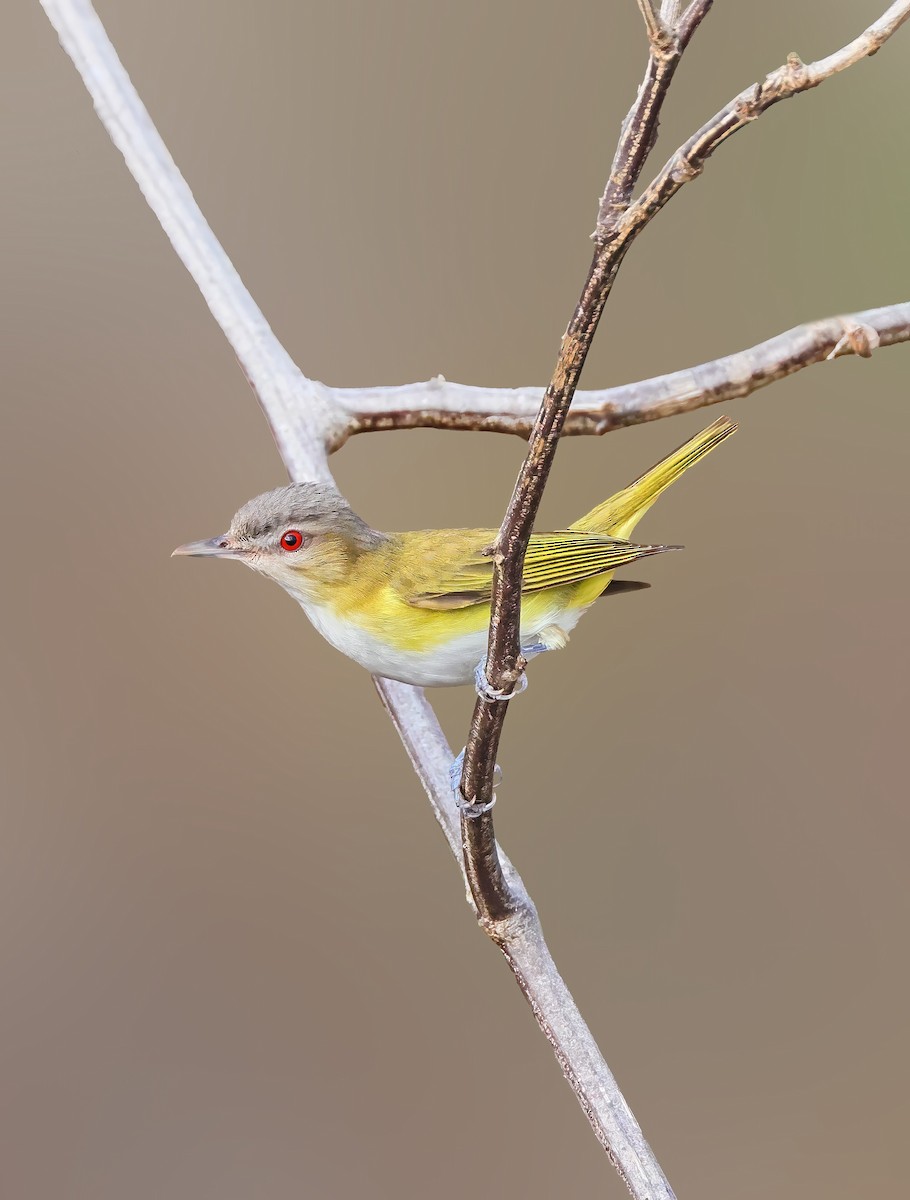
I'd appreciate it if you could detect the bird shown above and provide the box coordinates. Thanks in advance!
[173,415,735,690]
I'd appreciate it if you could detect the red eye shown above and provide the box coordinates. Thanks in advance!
[280,529,305,551]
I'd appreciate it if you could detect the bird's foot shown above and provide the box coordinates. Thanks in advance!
[473,626,569,699]
[450,748,502,818]
[473,657,529,701]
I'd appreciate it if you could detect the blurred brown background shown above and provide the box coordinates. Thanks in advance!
[2,2,908,1196]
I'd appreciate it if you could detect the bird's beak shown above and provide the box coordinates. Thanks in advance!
[171,535,242,559]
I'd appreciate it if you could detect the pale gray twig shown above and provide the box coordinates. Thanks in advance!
[660,0,685,30]
[39,0,677,1194]
[36,0,345,483]
[330,304,910,444]
[374,679,669,1191]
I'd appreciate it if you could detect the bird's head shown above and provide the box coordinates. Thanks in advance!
[172,481,385,599]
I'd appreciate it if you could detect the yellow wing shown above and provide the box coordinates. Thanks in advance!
[393,416,734,612]
[397,530,677,611]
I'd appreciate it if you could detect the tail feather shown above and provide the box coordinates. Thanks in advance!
[570,415,736,539]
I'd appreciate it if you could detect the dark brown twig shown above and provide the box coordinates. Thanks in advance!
[374,677,674,1196]
[455,1,910,928]
[456,5,715,924]
[615,0,910,249]
[598,1,713,236]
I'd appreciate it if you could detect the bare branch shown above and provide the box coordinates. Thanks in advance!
[374,677,676,1196]
[454,0,910,1005]
[617,0,910,246]
[36,0,349,483]
[660,0,685,29]
[333,303,910,443]
[598,3,712,236]
[635,0,666,49]
[634,0,712,55]
[39,0,679,1193]
[677,0,715,44]
[456,0,712,922]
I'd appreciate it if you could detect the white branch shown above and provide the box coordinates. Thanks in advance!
[374,679,670,1193]
[808,0,910,80]
[39,0,676,1194]
[39,0,347,483]
[659,0,684,30]
[329,303,910,443]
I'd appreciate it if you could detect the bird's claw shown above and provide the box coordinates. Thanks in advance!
[473,658,529,702]
[473,635,557,700]
[450,748,502,818]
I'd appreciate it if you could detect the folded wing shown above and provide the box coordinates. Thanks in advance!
[400,531,677,610]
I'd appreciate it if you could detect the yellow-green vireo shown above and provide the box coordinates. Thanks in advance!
[173,416,735,691]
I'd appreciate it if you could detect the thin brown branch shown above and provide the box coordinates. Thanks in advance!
[598,52,679,233]
[375,677,675,1196]
[456,5,714,919]
[598,3,712,237]
[456,0,910,927]
[332,303,910,443]
[616,0,910,248]
[677,0,715,44]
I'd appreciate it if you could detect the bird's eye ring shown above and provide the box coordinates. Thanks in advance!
[280,529,306,552]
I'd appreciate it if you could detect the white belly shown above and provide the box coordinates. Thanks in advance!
[294,595,587,688]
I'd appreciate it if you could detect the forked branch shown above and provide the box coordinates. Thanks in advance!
[634,0,666,50]
[634,0,710,52]
[602,2,713,232]
[455,3,718,918]
[455,2,910,935]
[616,0,910,246]
[455,0,910,925]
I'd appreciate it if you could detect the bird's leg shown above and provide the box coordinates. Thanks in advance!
[461,626,569,810]
[463,633,571,811]
[473,624,569,700]
[450,748,502,817]
[526,624,570,655]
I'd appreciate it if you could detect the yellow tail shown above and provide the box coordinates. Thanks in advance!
[571,415,737,540]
